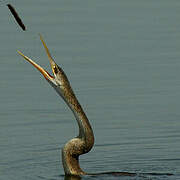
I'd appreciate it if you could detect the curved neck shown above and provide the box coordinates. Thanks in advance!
[60,88,94,175]
[70,99,94,140]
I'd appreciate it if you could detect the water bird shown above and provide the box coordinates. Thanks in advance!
[17,35,173,178]
[7,4,26,31]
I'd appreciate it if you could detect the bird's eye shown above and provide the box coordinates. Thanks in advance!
[54,66,58,74]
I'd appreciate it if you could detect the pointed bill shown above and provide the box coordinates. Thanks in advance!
[17,50,54,81]
[39,34,57,73]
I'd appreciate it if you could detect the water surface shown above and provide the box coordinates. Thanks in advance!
[0,0,180,179]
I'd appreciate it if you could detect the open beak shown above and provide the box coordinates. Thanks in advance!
[17,34,56,83]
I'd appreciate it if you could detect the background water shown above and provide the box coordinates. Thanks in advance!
[0,0,180,179]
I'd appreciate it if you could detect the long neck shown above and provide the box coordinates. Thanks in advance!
[69,96,94,141]
[60,85,94,175]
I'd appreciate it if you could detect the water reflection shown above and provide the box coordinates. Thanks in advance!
[62,172,174,180]
[64,175,81,180]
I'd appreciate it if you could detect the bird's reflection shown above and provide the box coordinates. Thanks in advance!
[64,175,81,180]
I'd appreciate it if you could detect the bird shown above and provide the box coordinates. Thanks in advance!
[17,35,173,178]
[18,34,94,176]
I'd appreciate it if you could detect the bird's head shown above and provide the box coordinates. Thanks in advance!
[17,34,72,100]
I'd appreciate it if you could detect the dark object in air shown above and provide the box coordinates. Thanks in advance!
[7,4,26,31]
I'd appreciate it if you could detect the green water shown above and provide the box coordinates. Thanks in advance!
[0,0,180,179]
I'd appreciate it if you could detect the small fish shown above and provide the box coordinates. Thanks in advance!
[7,4,26,31]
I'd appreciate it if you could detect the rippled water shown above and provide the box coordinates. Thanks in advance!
[0,0,180,179]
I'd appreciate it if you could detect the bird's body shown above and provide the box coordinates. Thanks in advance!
[18,35,173,178]
[18,35,94,176]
